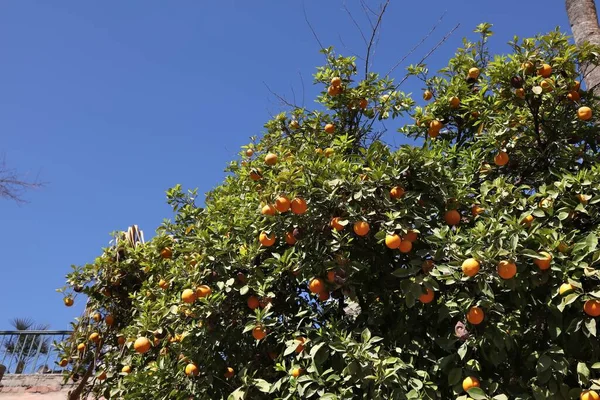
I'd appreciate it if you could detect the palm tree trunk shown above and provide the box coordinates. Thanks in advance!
[566,0,600,91]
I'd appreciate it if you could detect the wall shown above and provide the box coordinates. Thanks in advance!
[0,374,75,399]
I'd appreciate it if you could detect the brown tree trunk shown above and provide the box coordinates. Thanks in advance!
[566,0,600,91]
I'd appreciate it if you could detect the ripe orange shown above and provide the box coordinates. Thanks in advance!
[291,198,307,214]
[515,88,525,98]
[309,278,325,294]
[468,67,480,79]
[97,371,107,381]
[121,365,131,374]
[261,204,277,216]
[89,332,101,344]
[494,151,509,166]
[134,337,151,354]
[385,234,402,249]
[353,221,370,236]
[521,215,534,226]
[462,258,480,277]
[59,359,68,367]
[327,270,336,283]
[285,231,297,245]
[390,186,405,199]
[259,232,276,247]
[224,367,235,379]
[449,96,460,109]
[578,106,593,121]
[403,230,418,243]
[318,291,330,301]
[158,279,169,290]
[558,242,570,253]
[572,80,581,91]
[247,296,260,310]
[289,120,300,130]
[181,289,196,304]
[419,288,435,304]
[250,169,262,181]
[534,251,552,270]
[324,123,335,134]
[92,312,102,323]
[428,120,443,138]
[444,209,461,226]
[497,260,517,279]
[64,297,74,307]
[540,78,554,91]
[581,390,600,400]
[467,306,484,325]
[117,336,126,346]
[423,90,433,101]
[185,363,199,377]
[160,247,173,259]
[584,299,600,317]
[331,76,342,87]
[252,325,267,340]
[77,343,86,352]
[265,153,278,166]
[568,90,581,101]
[358,98,368,109]
[245,148,254,157]
[295,337,306,353]
[328,85,342,96]
[537,63,552,77]
[522,61,534,73]
[196,285,212,298]
[398,240,413,253]
[290,367,302,378]
[471,205,484,216]
[275,196,291,212]
[330,217,345,231]
[422,260,434,274]
[462,376,480,392]
[559,283,575,296]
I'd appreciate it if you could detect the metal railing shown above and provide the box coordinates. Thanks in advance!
[0,330,71,374]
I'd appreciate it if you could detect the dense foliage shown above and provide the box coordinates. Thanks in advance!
[59,25,600,400]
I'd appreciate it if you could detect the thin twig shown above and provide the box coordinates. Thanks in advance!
[297,71,306,108]
[338,33,365,61]
[263,82,300,109]
[386,10,448,76]
[365,0,390,79]
[343,1,368,47]
[302,1,326,52]
[0,155,45,204]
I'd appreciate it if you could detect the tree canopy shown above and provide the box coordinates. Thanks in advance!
[59,25,600,400]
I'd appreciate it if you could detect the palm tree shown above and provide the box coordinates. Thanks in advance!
[4,318,49,373]
[566,0,600,91]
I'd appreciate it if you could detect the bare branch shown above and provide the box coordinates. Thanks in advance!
[302,1,326,53]
[343,1,369,47]
[360,0,377,28]
[263,82,300,109]
[365,0,390,79]
[386,10,448,76]
[0,156,44,204]
[297,71,306,108]
[338,33,365,61]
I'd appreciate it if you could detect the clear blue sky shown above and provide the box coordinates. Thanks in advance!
[0,1,570,330]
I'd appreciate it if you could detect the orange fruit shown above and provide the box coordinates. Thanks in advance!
[275,196,291,212]
[97,371,107,381]
[468,67,480,79]
[290,198,307,214]
[290,367,302,378]
[134,337,151,354]
[390,186,405,199]
[265,153,278,166]
[331,76,342,87]
[328,85,342,96]
[89,332,101,344]
[467,306,484,325]
[359,98,368,109]
[428,120,443,138]
[521,215,534,226]
[309,278,325,294]
[247,296,260,310]
[419,288,435,304]
[537,63,552,77]
[449,96,460,109]
[64,297,74,307]
[471,205,485,216]
[521,61,534,73]
[121,365,131,374]
[444,209,461,226]
[250,169,262,181]
[92,312,102,323]
[324,123,335,134]
[181,289,196,304]
[185,363,199,377]
[398,240,413,253]
[462,258,480,277]
[385,234,402,249]
[422,260,434,274]
[540,78,554,91]
[497,260,517,279]
[534,251,552,270]
[59,359,68,367]
[494,151,509,166]
[581,390,600,400]
[353,221,370,236]
[289,120,300,130]
[577,193,589,205]
[158,279,169,290]
[462,376,481,392]
[245,148,254,157]
[196,285,211,298]
[252,326,267,340]
[327,270,336,283]
[224,367,235,379]
[77,343,86,352]
[403,230,418,243]
[117,336,126,346]
[578,106,593,121]
[259,232,276,247]
[572,80,581,91]
[261,204,277,216]
[295,337,306,353]
[423,90,433,101]
[584,299,600,317]
[559,283,575,296]
[318,291,330,301]
[324,148,334,158]
[568,90,580,101]
[515,88,525,98]
[160,247,173,259]
[285,231,297,245]
[330,217,345,231]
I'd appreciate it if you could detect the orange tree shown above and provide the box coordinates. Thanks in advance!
[58,25,600,399]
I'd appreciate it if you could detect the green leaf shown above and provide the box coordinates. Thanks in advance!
[578,362,590,385]
[587,233,598,251]
[361,328,371,343]
[536,354,552,373]
[585,318,597,337]
[467,387,488,399]
[448,367,462,385]
[254,379,271,393]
